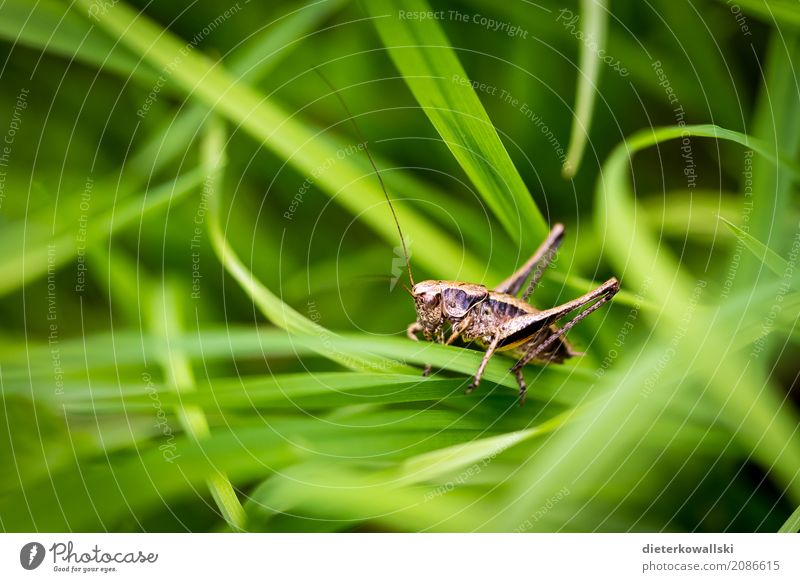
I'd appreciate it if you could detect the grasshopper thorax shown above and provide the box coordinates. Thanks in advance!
[412,281,488,338]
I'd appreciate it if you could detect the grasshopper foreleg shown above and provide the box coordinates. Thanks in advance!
[407,321,433,376]
[465,333,501,394]
[445,317,471,345]
[407,321,422,341]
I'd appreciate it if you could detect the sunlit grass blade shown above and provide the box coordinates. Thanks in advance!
[203,116,410,374]
[396,410,573,485]
[562,0,607,179]
[129,0,347,177]
[641,189,741,241]
[150,279,246,531]
[366,0,547,250]
[738,34,800,281]
[0,0,161,86]
[147,124,247,530]
[72,0,483,281]
[735,0,800,28]
[591,124,800,497]
[0,413,503,530]
[476,123,800,531]
[721,217,792,278]
[246,462,493,531]
[597,124,800,315]
[77,374,472,411]
[779,504,800,532]
[5,326,594,409]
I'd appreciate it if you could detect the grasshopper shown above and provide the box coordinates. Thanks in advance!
[318,71,619,405]
[404,225,619,405]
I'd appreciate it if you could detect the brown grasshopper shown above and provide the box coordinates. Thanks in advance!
[404,225,619,405]
[318,71,619,405]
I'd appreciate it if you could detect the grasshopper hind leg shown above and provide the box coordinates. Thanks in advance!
[512,278,619,372]
[514,368,527,406]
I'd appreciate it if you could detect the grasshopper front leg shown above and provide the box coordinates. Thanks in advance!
[407,321,433,376]
[407,321,422,341]
[465,333,501,394]
[445,317,471,345]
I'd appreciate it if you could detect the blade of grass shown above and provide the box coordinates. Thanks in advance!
[641,189,741,241]
[366,0,547,250]
[396,410,574,486]
[68,374,474,411]
[129,0,347,177]
[487,124,800,531]
[0,414,505,530]
[0,166,208,297]
[7,327,596,409]
[86,244,144,326]
[592,124,800,496]
[779,503,800,532]
[598,124,799,313]
[0,0,162,87]
[146,122,247,530]
[203,115,410,374]
[150,279,246,531]
[721,216,794,278]
[732,0,800,28]
[737,33,800,282]
[562,0,607,179]
[73,0,484,281]
[246,462,492,531]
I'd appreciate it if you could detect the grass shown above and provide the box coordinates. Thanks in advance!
[0,0,799,532]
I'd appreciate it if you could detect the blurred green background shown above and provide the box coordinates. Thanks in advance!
[1,0,799,532]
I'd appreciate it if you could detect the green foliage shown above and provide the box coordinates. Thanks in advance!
[0,0,798,532]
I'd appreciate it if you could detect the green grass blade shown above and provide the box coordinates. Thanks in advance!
[562,0,608,178]
[0,0,161,87]
[779,504,800,532]
[0,166,207,297]
[397,411,573,485]
[593,124,800,497]
[366,0,547,250]
[737,33,800,282]
[129,0,346,177]
[733,0,800,28]
[203,116,410,374]
[149,122,249,530]
[150,278,246,531]
[73,0,483,281]
[721,217,792,278]
[597,124,799,316]
[484,123,800,531]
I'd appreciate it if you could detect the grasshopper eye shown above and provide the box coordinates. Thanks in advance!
[414,290,439,308]
[420,292,439,306]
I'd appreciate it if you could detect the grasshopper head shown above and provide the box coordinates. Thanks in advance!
[411,281,445,338]
[412,281,488,338]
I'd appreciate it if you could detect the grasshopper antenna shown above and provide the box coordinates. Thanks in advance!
[314,67,415,288]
